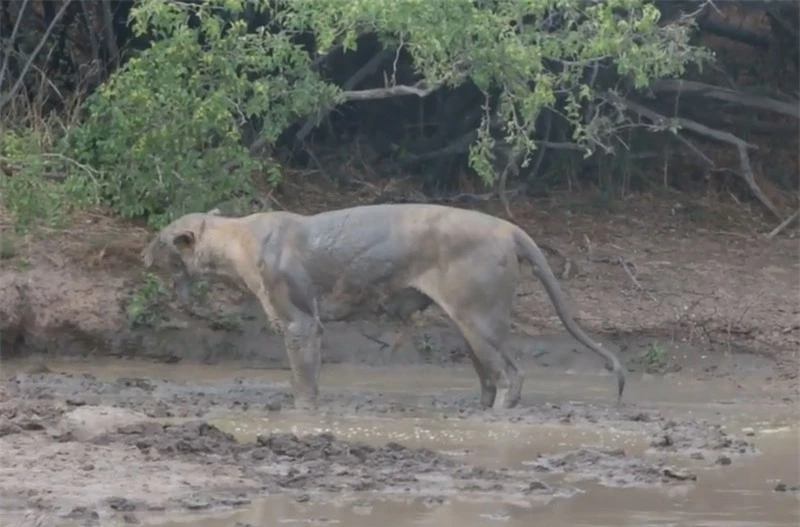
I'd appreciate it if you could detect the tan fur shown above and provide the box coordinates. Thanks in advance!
[143,204,625,411]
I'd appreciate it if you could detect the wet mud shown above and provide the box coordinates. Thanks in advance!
[1,342,798,527]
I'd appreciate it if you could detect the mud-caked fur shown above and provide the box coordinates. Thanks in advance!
[143,203,626,410]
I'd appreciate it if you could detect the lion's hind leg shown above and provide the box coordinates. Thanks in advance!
[413,257,523,410]
[454,315,522,410]
[466,343,498,408]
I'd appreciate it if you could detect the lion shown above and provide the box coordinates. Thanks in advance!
[142,203,625,410]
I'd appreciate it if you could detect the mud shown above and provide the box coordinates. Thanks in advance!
[523,446,699,487]
[0,384,555,524]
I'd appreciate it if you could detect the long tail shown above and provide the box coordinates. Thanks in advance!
[513,228,626,403]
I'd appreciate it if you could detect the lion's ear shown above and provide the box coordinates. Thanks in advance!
[207,208,221,216]
[172,231,196,251]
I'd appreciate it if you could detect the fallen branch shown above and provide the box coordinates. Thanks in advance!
[650,79,800,119]
[602,91,782,219]
[765,209,800,240]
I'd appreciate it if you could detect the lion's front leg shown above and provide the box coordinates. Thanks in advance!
[255,289,285,335]
[284,313,322,409]
[240,264,285,335]
[260,252,324,409]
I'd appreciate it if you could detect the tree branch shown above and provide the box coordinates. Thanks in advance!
[0,0,74,112]
[650,79,800,119]
[602,91,782,219]
[295,49,393,142]
[0,0,30,91]
[339,79,437,101]
[101,0,120,70]
[674,132,714,168]
[78,0,101,70]
[696,15,771,50]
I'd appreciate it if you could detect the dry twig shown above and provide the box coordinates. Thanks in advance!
[766,209,800,240]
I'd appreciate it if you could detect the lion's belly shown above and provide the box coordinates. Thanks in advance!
[316,286,431,323]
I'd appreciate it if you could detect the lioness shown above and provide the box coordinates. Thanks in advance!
[143,203,625,410]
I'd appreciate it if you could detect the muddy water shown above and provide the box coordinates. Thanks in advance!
[143,422,800,527]
[3,356,798,527]
[72,361,795,527]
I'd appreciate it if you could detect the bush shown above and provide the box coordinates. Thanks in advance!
[69,0,338,227]
[0,128,97,231]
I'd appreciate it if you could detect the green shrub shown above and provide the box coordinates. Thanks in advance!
[69,0,337,227]
[0,129,98,232]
